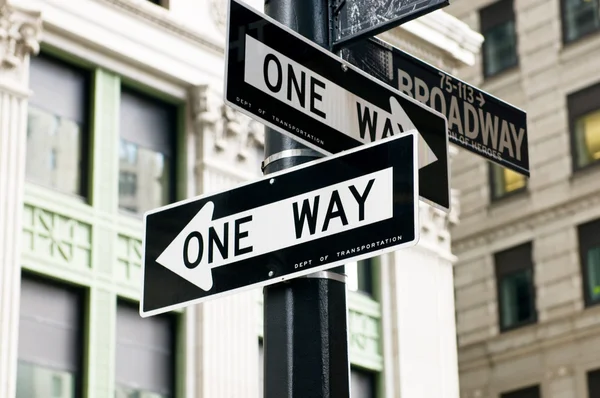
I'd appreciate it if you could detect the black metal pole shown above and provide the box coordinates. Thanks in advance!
[262,0,351,397]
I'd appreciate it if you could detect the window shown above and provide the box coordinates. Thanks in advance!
[480,0,518,77]
[579,219,600,306]
[494,242,537,331]
[588,368,600,398]
[568,82,600,170]
[562,0,600,43]
[500,385,540,398]
[351,367,376,398]
[347,258,375,296]
[490,164,527,200]
[119,88,177,214]
[115,301,176,398]
[16,275,83,398]
[27,53,91,197]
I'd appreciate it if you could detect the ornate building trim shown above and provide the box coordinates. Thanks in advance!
[0,1,42,69]
[454,187,600,253]
[189,84,264,164]
[97,0,223,54]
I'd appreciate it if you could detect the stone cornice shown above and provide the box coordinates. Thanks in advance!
[379,10,483,70]
[453,186,600,254]
[97,0,223,55]
[458,306,600,372]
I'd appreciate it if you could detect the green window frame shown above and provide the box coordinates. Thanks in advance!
[579,218,600,307]
[22,44,188,398]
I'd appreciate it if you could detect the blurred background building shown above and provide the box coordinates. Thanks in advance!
[0,0,516,397]
[447,0,600,397]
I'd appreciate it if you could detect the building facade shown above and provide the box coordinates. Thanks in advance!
[446,0,600,397]
[0,0,480,397]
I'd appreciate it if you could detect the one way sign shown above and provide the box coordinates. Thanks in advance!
[224,0,450,212]
[140,133,418,317]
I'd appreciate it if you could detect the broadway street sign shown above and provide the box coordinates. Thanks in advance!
[224,0,451,211]
[342,37,530,177]
[331,0,450,50]
[140,133,418,317]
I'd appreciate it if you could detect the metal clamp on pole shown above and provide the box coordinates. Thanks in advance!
[261,148,322,172]
[303,270,347,283]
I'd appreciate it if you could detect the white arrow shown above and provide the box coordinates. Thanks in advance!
[244,35,437,169]
[155,167,395,290]
[476,91,485,107]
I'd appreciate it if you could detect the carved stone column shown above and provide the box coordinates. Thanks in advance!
[0,2,42,397]
[188,84,263,398]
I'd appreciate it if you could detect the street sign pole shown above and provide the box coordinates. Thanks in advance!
[262,0,351,397]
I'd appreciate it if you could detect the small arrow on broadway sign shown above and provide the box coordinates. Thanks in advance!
[342,37,530,177]
[224,0,450,212]
[140,132,418,317]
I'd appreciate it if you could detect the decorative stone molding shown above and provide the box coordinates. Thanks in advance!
[459,306,600,370]
[379,30,456,72]
[98,0,223,54]
[454,187,600,253]
[0,1,42,69]
[209,0,227,35]
[545,365,572,380]
[189,84,264,159]
[22,204,92,268]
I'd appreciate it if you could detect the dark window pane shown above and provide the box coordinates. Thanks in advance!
[16,276,82,398]
[115,302,175,397]
[494,243,536,330]
[483,20,518,77]
[586,247,600,302]
[27,54,90,197]
[348,258,376,296]
[357,258,374,295]
[563,0,600,42]
[500,269,535,328]
[119,89,176,214]
[500,385,540,398]
[351,368,376,398]
[579,219,600,306]
[588,368,600,398]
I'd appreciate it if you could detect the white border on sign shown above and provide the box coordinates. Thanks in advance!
[139,131,420,317]
[221,0,451,214]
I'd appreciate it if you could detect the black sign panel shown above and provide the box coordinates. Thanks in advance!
[332,0,450,50]
[342,37,530,176]
[141,134,418,317]
[225,0,450,211]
